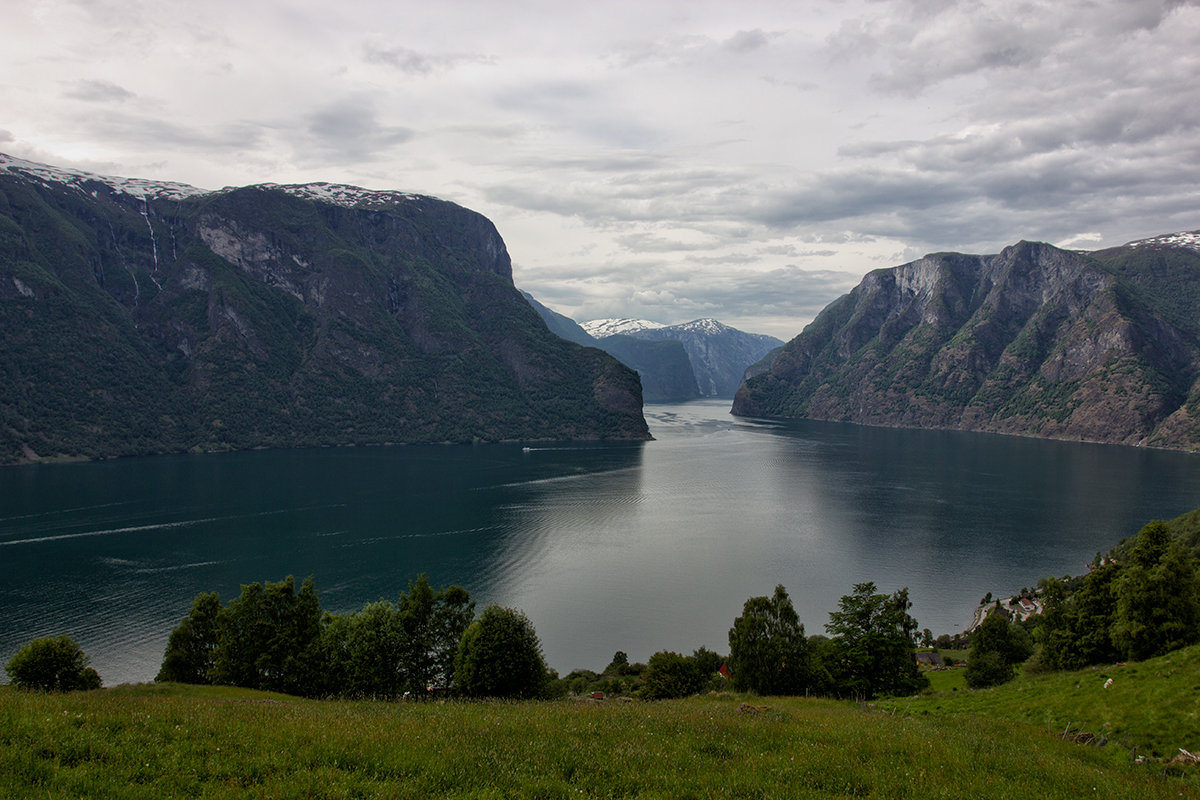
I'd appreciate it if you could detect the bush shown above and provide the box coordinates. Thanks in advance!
[453,605,549,699]
[640,651,704,699]
[5,635,101,691]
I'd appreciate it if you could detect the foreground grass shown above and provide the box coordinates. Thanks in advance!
[2,684,1196,799]
[895,643,1200,761]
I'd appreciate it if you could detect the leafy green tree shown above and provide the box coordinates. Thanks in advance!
[965,611,1033,688]
[728,584,822,695]
[396,575,475,695]
[6,635,101,691]
[342,599,406,697]
[211,575,323,695]
[641,650,705,699]
[825,582,928,699]
[453,605,548,699]
[690,646,725,679]
[604,651,630,676]
[157,592,221,684]
[1113,522,1200,661]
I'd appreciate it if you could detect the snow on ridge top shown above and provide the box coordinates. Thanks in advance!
[0,152,209,201]
[581,318,666,338]
[670,317,729,335]
[253,182,427,208]
[1126,231,1200,252]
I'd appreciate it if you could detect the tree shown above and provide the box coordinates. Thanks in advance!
[6,635,101,691]
[396,575,475,695]
[1113,522,1200,661]
[965,610,1033,688]
[641,650,705,699]
[825,582,927,699]
[157,592,221,684]
[728,585,822,695]
[211,575,324,695]
[453,605,549,699]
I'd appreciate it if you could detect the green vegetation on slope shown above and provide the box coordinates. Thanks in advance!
[1,683,1193,799]
[894,641,1200,762]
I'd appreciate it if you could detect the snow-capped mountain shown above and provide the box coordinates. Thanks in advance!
[581,316,783,398]
[581,318,666,338]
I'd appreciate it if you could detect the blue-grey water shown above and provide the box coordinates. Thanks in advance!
[3,399,1200,686]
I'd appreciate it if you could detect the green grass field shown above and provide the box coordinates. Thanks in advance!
[3,677,1198,799]
[894,643,1200,763]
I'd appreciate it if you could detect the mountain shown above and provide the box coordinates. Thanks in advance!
[0,154,649,463]
[584,318,783,398]
[586,335,700,403]
[732,234,1200,451]
[628,319,783,397]
[519,291,596,347]
[580,318,666,338]
[522,303,698,401]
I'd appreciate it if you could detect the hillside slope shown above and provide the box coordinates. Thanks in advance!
[0,155,648,463]
[733,234,1200,450]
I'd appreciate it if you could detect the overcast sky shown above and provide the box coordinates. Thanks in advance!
[4,0,1199,340]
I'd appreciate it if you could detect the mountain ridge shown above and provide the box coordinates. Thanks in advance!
[733,233,1200,451]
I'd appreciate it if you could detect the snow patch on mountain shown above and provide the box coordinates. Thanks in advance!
[0,153,428,210]
[0,153,209,201]
[1127,231,1200,253]
[248,182,427,208]
[581,318,666,338]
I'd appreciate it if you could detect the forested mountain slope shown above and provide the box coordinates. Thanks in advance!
[0,154,648,463]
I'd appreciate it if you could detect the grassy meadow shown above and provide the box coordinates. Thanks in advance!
[3,678,1199,799]
[894,642,1200,762]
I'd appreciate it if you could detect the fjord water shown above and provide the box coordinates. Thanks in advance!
[4,399,1200,685]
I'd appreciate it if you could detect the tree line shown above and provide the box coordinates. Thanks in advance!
[155,574,551,699]
[955,518,1200,689]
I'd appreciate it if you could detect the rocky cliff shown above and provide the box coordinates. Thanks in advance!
[733,234,1200,451]
[0,154,649,463]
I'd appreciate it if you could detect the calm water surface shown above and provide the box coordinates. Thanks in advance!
[3,399,1200,685]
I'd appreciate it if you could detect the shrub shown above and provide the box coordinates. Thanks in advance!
[5,635,101,692]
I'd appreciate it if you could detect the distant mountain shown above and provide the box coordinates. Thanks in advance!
[580,318,666,338]
[521,301,696,401]
[583,318,783,398]
[0,154,649,463]
[733,233,1200,451]
[520,292,596,347]
[588,335,700,403]
[626,319,784,397]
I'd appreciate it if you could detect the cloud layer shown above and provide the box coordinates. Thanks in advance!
[3,0,1198,340]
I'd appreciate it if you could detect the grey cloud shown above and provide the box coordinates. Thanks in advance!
[0,129,13,144]
[363,44,492,75]
[84,110,263,151]
[304,98,413,160]
[614,233,714,253]
[724,29,773,53]
[832,0,1190,96]
[63,79,136,102]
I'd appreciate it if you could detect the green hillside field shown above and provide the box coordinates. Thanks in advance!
[3,673,1198,799]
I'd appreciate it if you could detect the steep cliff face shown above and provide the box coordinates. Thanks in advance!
[733,235,1200,450]
[0,155,648,463]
